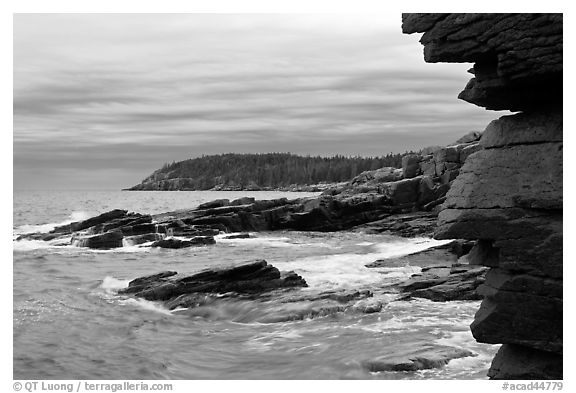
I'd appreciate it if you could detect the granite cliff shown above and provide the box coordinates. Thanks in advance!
[403,13,563,379]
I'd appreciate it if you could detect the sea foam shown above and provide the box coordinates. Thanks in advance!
[14,210,93,235]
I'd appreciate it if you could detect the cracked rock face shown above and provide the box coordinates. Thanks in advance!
[402,13,562,111]
[403,13,562,379]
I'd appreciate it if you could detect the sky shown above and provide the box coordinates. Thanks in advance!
[13,13,505,190]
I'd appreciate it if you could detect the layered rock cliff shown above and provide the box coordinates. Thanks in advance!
[403,13,563,379]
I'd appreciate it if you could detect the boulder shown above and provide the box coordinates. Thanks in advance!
[402,154,422,178]
[51,209,128,234]
[86,213,152,234]
[417,175,436,207]
[197,199,230,210]
[420,145,443,155]
[487,344,563,380]
[440,140,562,211]
[440,169,459,184]
[481,111,563,149]
[419,156,436,177]
[352,298,384,314]
[454,131,482,144]
[349,167,404,186]
[71,230,124,249]
[380,177,421,205]
[119,260,307,304]
[434,146,460,167]
[471,269,562,353]
[230,197,256,206]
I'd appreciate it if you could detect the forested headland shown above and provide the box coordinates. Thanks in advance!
[126,152,407,191]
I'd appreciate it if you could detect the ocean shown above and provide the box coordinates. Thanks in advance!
[13,190,498,379]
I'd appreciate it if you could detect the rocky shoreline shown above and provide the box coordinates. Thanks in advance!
[13,13,562,380]
[18,128,481,248]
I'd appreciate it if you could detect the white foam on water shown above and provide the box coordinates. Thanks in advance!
[216,234,298,248]
[371,237,454,259]
[122,237,160,247]
[13,239,55,251]
[14,235,153,253]
[434,331,499,377]
[12,239,78,252]
[276,237,452,290]
[100,276,130,292]
[97,276,172,315]
[435,330,477,348]
[14,210,93,235]
[119,298,173,315]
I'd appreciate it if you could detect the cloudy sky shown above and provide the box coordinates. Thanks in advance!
[14,13,504,190]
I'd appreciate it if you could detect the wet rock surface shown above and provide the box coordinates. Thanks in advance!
[119,260,308,304]
[368,239,488,302]
[398,265,489,302]
[364,346,476,372]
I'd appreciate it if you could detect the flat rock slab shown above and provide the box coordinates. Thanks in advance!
[366,239,473,268]
[396,264,489,301]
[353,211,439,237]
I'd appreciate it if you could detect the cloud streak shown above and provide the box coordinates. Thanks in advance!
[14,13,503,190]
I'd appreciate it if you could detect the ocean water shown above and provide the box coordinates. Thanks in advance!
[13,190,499,380]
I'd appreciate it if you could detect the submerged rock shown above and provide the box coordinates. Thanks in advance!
[364,346,476,372]
[222,233,252,239]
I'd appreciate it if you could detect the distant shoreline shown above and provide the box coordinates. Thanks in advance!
[122,182,343,193]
